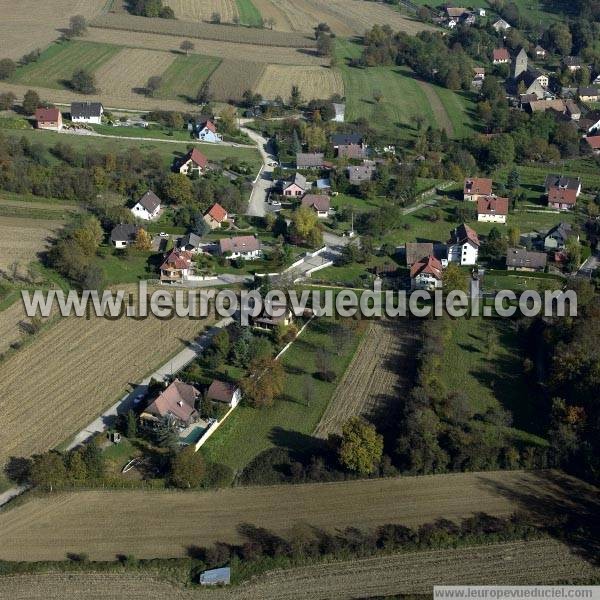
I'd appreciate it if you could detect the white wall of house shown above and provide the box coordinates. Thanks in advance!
[131,203,160,221]
[113,240,129,249]
[412,274,442,290]
[448,242,478,266]
[229,249,261,260]
[478,213,507,224]
[73,115,102,125]
[197,127,222,143]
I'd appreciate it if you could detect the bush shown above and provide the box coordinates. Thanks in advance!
[0,58,16,80]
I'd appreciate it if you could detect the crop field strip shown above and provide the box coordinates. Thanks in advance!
[0,470,593,561]
[207,59,267,102]
[156,54,221,101]
[0,300,56,357]
[164,0,239,23]
[254,65,344,100]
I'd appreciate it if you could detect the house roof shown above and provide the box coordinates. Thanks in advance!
[34,107,60,122]
[206,380,238,404]
[179,232,202,249]
[144,380,200,422]
[219,235,260,254]
[528,99,566,113]
[493,18,511,29]
[405,242,434,266]
[506,248,547,269]
[70,101,103,119]
[110,223,139,243]
[200,119,217,132]
[548,187,577,205]
[449,223,480,247]
[545,222,573,242]
[286,172,307,189]
[160,249,193,270]
[332,133,363,146]
[565,99,581,115]
[301,194,330,213]
[579,87,599,97]
[544,174,581,191]
[296,152,324,168]
[477,196,509,216]
[410,255,443,280]
[464,177,493,196]
[183,148,208,169]
[337,143,367,159]
[348,164,375,183]
[535,45,546,53]
[585,135,600,150]
[563,56,582,67]
[137,190,161,213]
[206,202,227,222]
[493,48,510,61]
[446,7,467,17]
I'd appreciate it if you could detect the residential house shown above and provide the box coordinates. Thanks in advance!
[70,101,103,124]
[544,222,577,250]
[131,190,161,221]
[177,232,202,253]
[141,380,200,428]
[110,224,139,249]
[218,235,261,260]
[448,223,480,266]
[464,177,493,201]
[296,152,325,169]
[544,174,582,194]
[175,148,208,175]
[473,67,486,84]
[160,249,194,282]
[585,135,600,153]
[446,7,467,19]
[545,175,581,210]
[579,87,600,102]
[282,173,307,197]
[203,203,228,229]
[535,45,547,59]
[348,163,376,185]
[206,380,241,408]
[492,18,511,32]
[332,133,364,151]
[526,99,567,115]
[477,196,509,224]
[338,143,367,160]
[563,56,582,71]
[410,255,443,290]
[582,111,600,134]
[566,100,581,121]
[332,103,345,122]
[506,248,547,272]
[301,194,330,218]
[34,107,62,131]
[196,119,222,143]
[493,48,510,64]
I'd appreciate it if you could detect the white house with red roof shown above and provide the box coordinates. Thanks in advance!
[448,224,480,266]
[160,249,194,282]
[477,196,509,224]
[410,255,443,290]
[196,119,222,143]
[493,48,510,64]
[131,190,161,221]
[141,380,201,428]
[464,177,493,201]
[203,203,228,229]
[34,107,63,131]
[176,148,208,175]
[218,235,261,260]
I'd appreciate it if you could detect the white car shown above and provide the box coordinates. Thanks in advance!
[271,198,281,207]
[158,232,169,238]
[268,161,279,167]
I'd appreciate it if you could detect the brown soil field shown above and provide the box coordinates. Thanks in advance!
[165,0,239,23]
[255,0,435,36]
[0,0,107,60]
[208,59,266,102]
[0,300,56,356]
[254,65,344,101]
[1,539,598,600]
[314,319,418,438]
[0,303,212,466]
[0,470,595,561]
[94,48,177,97]
[0,216,63,275]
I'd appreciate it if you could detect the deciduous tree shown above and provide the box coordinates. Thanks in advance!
[338,417,383,475]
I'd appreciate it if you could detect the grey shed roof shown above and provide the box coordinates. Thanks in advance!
[179,232,202,249]
[200,567,231,586]
[293,172,307,188]
[506,248,547,269]
[332,133,363,146]
[137,190,162,212]
[70,102,103,119]
[110,223,139,243]
[545,222,573,242]
[296,152,324,168]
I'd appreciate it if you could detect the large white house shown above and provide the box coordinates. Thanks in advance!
[447,224,480,266]
[410,255,443,291]
[477,196,509,224]
[218,235,261,260]
[70,102,104,124]
[131,190,162,221]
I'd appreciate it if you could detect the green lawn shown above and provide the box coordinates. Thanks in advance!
[431,85,479,139]
[157,54,221,102]
[93,247,160,284]
[235,0,264,27]
[201,318,366,473]
[91,123,193,142]
[11,41,120,89]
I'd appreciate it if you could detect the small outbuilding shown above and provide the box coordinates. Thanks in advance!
[199,567,231,586]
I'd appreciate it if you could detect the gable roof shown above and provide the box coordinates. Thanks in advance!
[182,148,208,169]
[338,144,367,159]
[528,99,566,113]
[493,48,510,61]
[545,222,573,242]
[579,87,599,97]
[296,152,325,168]
[70,102,103,119]
[563,56,582,67]
[219,235,260,254]
[137,190,161,213]
[199,119,217,132]
[179,232,202,249]
[464,177,493,196]
[206,380,238,404]
[206,202,227,222]
[544,174,581,191]
[477,196,509,216]
[446,7,467,17]
[410,255,443,280]
[449,223,480,247]
[285,172,307,189]
[34,107,61,122]
[548,187,577,205]
[405,242,434,266]
[585,135,600,150]
[348,164,375,183]
[160,249,193,270]
[506,248,547,269]
[301,194,330,213]
[144,380,200,423]
[332,133,363,146]
[110,223,139,243]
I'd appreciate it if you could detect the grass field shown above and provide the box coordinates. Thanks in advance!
[202,319,366,472]
[235,0,263,27]
[157,54,221,101]
[0,470,593,561]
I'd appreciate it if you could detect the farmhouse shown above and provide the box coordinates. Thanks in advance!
[448,223,480,266]
[131,190,161,221]
[177,232,202,253]
[70,102,103,124]
[296,152,325,169]
[585,135,600,153]
[141,380,201,428]
[34,107,62,131]
[493,48,510,64]
[206,380,241,408]
[579,87,600,102]
[218,235,261,260]
[283,173,307,197]
[477,196,509,224]
[176,148,208,175]
[160,249,194,283]
[301,194,330,218]
[203,203,228,229]
[544,222,577,250]
[464,177,493,202]
[410,255,443,290]
[506,248,547,272]
[110,223,139,249]
[348,163,376,185]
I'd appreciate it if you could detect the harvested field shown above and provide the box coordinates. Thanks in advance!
[0,0,107,60]
[85,27,325,65]
[0,300,54,356]
[0,216,63,275]
[254,65,344,101]
[208,59,266,102]
[0,539,598,599]
[165,0,239,22]
[0,470,595,561]
[94,48,176,97]
[314,319,418,438]
[0,300,212,466]
[91,12,315,47]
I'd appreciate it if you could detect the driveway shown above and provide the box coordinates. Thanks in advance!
[578,253,599,279]
[241,125,277,217]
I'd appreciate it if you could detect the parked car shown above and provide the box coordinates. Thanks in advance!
[159,232,169,238]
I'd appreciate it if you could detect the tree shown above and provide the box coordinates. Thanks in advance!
[22,89,41,115]
[146,76,162,97]
[548,22,572,56]
[507,226,520,247]
[82,440,105,479]
[196,81,212,104]
[71,69,97,94]
[29,452,67,491]
[316,33,333,57]
[290,205,321,246]
[134,228,152,250]
[372,89,383,103]
[241,356,285,407]
[180,40,194,55]
[338,417,383,475]
[211,11,221,23]
[0,58,16,80]
[66,449,88,482]
[69,15,87,36]
[443,262,467,293]
[289,85,302,109]
[0,91,16,110]
[170,446,206,488]
[162,173,193,204]
[126,410,138,438]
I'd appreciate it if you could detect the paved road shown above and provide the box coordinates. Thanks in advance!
[65,317,233,451]
[577,253,599,279]
[0,485,29,508]
[241,125,277,217]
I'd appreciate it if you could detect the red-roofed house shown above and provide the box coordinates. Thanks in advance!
[464,177,493,201]
[206,380,241,408]
[548,187,578,210]
[448,223,480,265]
[477,196,509,224]
[34,107,63,131]
[176,148,208,175]
[585,135,600,154]
[196,119,222,143]
[218,235,261,260]
[203,203,228,229]
[493,48,510,64]
[410,255,443,290]
[301,194,330,218]
[141,380,200,428]
[160,249,194,282]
